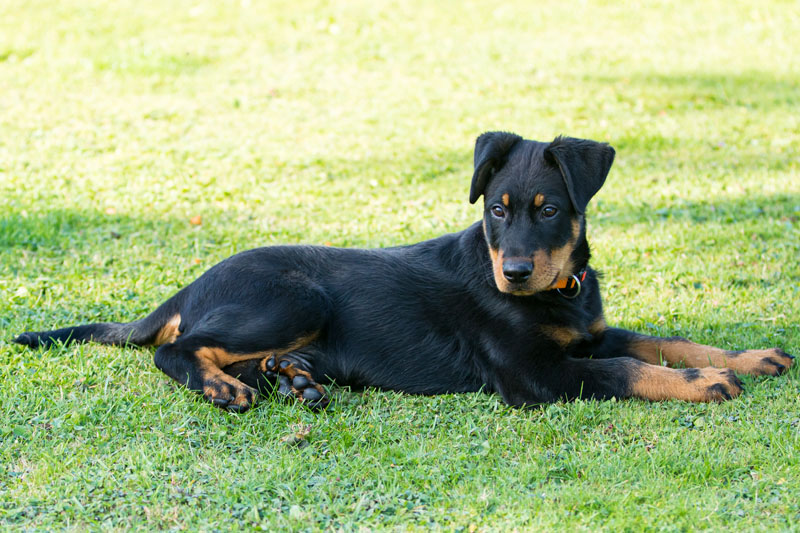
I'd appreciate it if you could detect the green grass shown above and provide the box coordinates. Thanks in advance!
[1,0,799,530]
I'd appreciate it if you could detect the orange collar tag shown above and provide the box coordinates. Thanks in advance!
[551,269,587,290]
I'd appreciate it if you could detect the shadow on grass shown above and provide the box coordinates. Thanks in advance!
[593,192,800,228]
[0,207,180,253]
[610,136,799,177]
[1,127,796,255]
[2,195,796,253]
[1,191,796,256]
[289,145,472,186]
[587,70,799,113]
[3,189,796,345]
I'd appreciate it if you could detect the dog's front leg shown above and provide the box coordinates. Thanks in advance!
[587,327,794,376]
[495,356,743,406]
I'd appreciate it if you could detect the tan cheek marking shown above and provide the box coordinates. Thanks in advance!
[531,217,582,290]
[502,193,510,207]
[549,243,572,275]
[530,249,551,288]
[489,247,511,292]
[550,218,582,271]
[484,219,513,293]
[153,314,182,346]
[630,365,741,402]
[534,193,545,207]
[539,325,583,348]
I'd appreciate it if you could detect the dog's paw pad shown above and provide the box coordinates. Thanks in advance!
[302,387,323,403]
[292,375,310,389]
[266,360,329,410]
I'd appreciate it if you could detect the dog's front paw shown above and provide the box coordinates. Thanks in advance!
[263,357,329,410]
[674,366,744,402]
[723,348,794,376]
[682,367,744,402]
[633,365,744,402]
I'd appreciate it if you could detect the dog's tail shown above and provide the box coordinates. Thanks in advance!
[14,290,186,349]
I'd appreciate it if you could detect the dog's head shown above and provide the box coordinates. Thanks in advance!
[469,132,614,296]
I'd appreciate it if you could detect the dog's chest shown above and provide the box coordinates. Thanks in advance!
[516,301,599,351]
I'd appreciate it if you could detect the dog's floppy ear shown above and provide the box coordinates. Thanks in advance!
[469,131,522,204]
[544,136,615,214]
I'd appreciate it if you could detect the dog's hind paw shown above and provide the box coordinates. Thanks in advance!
[202,377,258,413]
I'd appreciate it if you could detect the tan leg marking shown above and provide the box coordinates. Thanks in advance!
[197,359,258,408]
[629,338,794,376]
[195,332,320,408]
[195,331,320,368]
[153,314,182,346]
[630,364,742,402]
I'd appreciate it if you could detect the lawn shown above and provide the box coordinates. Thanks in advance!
[1,0,799,530]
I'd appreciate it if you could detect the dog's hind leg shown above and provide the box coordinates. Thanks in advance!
[154,287,330,412]
[155,341,260,412]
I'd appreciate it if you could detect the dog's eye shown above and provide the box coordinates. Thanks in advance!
[490,205,506,218]
[542,205,558,218]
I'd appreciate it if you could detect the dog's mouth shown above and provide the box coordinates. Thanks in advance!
[502,275,558,296]
[493,266,561,296]
[490,250,567,296]
[488,240,577,297]
[508,286,538,296]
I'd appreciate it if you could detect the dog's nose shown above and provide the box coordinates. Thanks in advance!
[502,259,533,283]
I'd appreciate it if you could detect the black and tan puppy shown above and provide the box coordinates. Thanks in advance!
[15,132,794,411]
